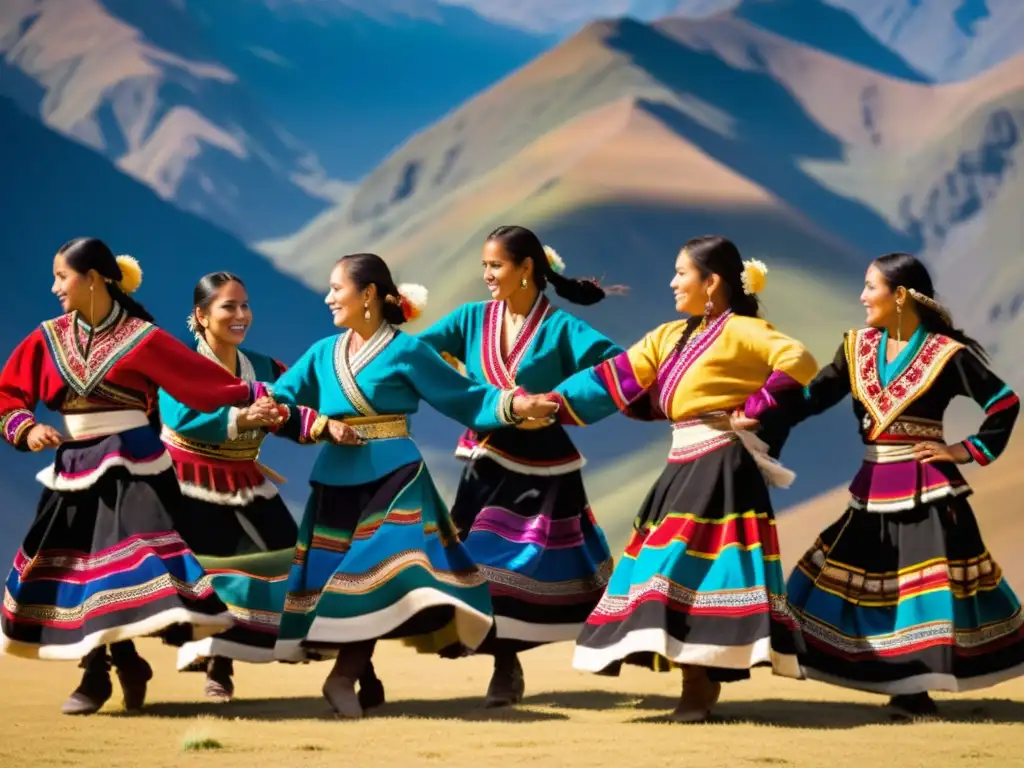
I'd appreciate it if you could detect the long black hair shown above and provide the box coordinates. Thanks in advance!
[675,235,760,349]
[486,225,606,306]
[872,252,987,360]
[337,253,407,326]
[58,237,155,323]
[192,272,245,342]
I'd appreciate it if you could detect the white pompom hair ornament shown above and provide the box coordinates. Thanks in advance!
[114,255,143,294]
[543,245,565,274]
[741,259,768,296]
[396,283,428,321]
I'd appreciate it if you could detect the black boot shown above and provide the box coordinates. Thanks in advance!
[484,651,524,708]
[357,660,385,711]
[110,641,153,712]
[62,647,113,715]
[205,656,234,702]
[887,692,939,718]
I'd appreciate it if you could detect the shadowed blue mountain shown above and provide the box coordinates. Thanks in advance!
[121,0,555,179]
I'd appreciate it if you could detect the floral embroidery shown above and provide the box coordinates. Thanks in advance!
[40,305,155,397]
[848,327,962,439]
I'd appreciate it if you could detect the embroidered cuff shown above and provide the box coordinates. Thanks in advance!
[1,410,35,447]
[294,406,320,443]
[546,393,584,426]
[961,437,994,466]
[498,389,520,426]
[744,371,803,419]
[309,414,330,443]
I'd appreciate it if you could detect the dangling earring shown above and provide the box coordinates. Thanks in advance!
[896,300,903,345]
[363,301,371,322]
[520,277,527,289]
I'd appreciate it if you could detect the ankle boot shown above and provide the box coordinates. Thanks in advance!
[110,641,153,712]
[205,656,234,702]
[357,660,385,711]
[62,647,113,715]
[323,641,375,719]
[668,665,721,723]
[484,652,524,708]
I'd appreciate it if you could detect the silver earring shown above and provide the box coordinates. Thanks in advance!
[896,301,903,344]
[363,301,371,321]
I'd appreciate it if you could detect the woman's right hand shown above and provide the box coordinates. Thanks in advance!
[237,397,284,430]
[26,424,63,451]
[325,419,366,446]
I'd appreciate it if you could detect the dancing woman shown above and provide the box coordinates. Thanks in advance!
[543,235,819,722]
[158,272,326,701]
[0,238,273,715]
[267,252,556,719]
[758,253,1023,717]
[417,225,620,706]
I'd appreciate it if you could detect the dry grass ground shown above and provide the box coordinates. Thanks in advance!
[1,638,1024,768]
[2,443,1022,768]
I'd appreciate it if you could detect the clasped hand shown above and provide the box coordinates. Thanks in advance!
[236,396,285,430]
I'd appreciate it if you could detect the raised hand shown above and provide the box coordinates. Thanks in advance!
[326,419,366,446]
[26,424,63,452]
[512,394,559,421]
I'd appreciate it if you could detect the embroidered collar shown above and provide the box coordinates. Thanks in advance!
[656,311,732,416]
[334,323,397,416]
[482,294,550,388]
[41,302,154,397]
[196,336,255,382]
[877,325,927,388]
[848,327,963,440]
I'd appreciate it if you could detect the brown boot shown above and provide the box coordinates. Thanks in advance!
[323,641,375,719]
[668,665,721,723]
[110,641,153,712]
[62,647,113,715]
[484,652,525,708]
[205,656,234,702]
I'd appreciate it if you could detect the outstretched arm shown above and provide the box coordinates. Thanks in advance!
[136,329,266,411]
[548,326,665,427]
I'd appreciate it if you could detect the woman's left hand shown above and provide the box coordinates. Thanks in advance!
[913,441,970,464]
[512,394,558,421]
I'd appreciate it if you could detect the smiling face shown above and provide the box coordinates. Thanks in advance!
[669,249,713,315]
[860,263,902,328]
[325,262,371,328]
[52,252,97,314]
[196,280,251,346]
[481,239,530,301]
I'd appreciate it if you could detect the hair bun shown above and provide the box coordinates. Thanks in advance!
[741,259,767,296]
[115,255,143,294]
[543,245,565,274]
[394,283,428,321]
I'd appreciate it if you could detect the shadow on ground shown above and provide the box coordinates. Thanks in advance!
[106,689,1024,726]
[525,690,1024,726]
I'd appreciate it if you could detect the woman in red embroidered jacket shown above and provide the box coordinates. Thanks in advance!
[757,253,1023,718]
[0,238,275,716]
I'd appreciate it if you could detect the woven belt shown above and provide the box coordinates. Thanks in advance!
[669,412,795,488]
[864,444,919,463]
[343,415,409,441]
[875,416,943,443]
[161,426,263,461]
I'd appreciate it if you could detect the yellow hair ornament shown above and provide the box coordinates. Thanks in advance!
[741,259,768,296]
[115,255,143,294]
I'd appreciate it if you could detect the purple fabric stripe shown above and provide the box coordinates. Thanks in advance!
[609,352,646,403]
[744,370,803,418]
[471,506,586,550]
[848,460,966,501]
[4,411,33,444]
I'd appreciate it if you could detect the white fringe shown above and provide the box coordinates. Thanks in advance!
[35,452,173,491]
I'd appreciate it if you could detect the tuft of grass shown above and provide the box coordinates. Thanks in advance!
[181,729,223,752]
